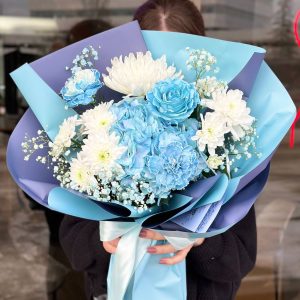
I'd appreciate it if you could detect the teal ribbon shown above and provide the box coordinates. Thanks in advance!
[100,222,152,300]
[100,221,199,300]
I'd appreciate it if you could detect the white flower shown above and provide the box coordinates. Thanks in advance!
[80,101,115,135]
[205,89,255,140]
[81,132,126,173]
[50,116,78,157]
[207,155,224,170]
[196,76,227,98]
[103,51,182,96]
[69,153,98,192]
[192,113,227,155]
[74,68,96,82]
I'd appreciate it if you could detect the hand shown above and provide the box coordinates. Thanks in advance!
[139,229,205,265]
[102,229,205,265]
[103,237,120,254]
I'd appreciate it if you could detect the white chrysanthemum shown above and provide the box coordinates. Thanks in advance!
[80,101,115,135]
[81,133,126,173]
[50,116,78,157]
[69,153,98,192]
[206,89,255,140]
[207,155,224,170]
[192,113,227,155]
[103,51,182,96]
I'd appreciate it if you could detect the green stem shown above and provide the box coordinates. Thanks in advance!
[71,139,83,148]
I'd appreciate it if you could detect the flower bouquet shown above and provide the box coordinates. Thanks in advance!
[7,22,295,300]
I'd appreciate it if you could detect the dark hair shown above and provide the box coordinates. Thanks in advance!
[67,19,112,44]
[133,0,205,36]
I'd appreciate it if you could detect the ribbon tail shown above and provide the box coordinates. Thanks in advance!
[100,222,197,300]
[100,221,151,300]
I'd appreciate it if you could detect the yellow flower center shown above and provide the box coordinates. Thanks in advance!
[99,119,109,127]
[207,127,214,136]
[228,101,236,110]
[98,150,111,163]
[76,170,85,183]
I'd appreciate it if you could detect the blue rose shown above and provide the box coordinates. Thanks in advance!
[146,78,200,124]
[144,128,206,198]
[61,68,102,108]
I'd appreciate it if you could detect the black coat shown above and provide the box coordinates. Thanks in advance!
[59,206,257,300]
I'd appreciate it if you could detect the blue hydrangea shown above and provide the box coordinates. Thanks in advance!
[61,68,102,108]
[144,129,206,198]
[146,78,200,124]
[111,97,163,175]
[178,118,200,147]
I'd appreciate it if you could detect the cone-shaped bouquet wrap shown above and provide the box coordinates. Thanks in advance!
[7,21,296,300]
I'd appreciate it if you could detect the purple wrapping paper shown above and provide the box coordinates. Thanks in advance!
[228,52,265,97]
[211,163,270,230]
[31,22,147,94]
[7,109,57,206]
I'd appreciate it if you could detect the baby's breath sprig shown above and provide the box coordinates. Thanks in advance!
[186,48,219,81]
[52,157,71,187]
[22,130,71,174]
[225,124,262,175]
[82,173,157,212]
[22,130,50,162]
[65,46,99,74]
[196,76,227,99]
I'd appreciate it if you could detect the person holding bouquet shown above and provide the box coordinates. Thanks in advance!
[59,1,258,299]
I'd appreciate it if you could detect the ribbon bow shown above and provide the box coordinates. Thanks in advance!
[100,221,198,300]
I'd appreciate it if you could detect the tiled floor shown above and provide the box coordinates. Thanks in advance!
[1,127,300,299]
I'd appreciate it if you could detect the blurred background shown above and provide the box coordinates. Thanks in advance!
[0,0,300,299]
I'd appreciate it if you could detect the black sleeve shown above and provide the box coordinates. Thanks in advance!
[59,215,110,283]
[186,206,257,283]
